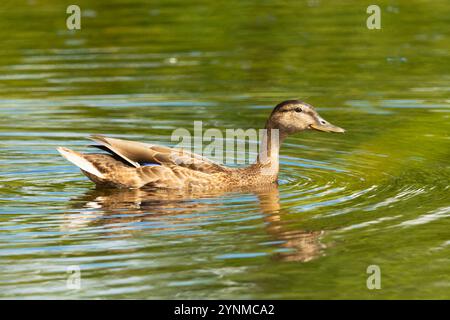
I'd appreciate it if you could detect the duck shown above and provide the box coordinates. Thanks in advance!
[57,100,345,189]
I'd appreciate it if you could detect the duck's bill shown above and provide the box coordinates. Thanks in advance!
[310,123,345,133]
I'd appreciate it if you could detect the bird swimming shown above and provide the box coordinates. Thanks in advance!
[57,100,345,189]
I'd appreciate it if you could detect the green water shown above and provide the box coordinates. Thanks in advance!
[0,0,449,299]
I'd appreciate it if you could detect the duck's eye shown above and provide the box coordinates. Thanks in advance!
[294,107,302,113]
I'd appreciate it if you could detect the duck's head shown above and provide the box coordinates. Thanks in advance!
[267,100,345,135]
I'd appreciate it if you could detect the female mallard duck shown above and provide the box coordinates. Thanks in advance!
[58,100,344,189]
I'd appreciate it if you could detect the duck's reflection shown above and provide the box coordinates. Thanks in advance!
[66,184,326,262]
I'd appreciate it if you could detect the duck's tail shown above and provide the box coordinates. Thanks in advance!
[57,147,105,179]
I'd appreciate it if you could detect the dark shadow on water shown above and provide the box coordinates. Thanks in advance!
[66,185,326,262]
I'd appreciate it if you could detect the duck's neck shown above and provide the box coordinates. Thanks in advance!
[256,123,286,177]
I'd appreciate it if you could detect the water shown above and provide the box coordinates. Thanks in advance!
[1,0,449,299]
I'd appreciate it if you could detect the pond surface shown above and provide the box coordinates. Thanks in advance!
[0,0,449,299]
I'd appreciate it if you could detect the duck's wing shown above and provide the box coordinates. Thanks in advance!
[89,135,229,174]
[58,147,182,188]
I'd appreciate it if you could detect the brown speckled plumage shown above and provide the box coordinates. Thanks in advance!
[57,100,344,189]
